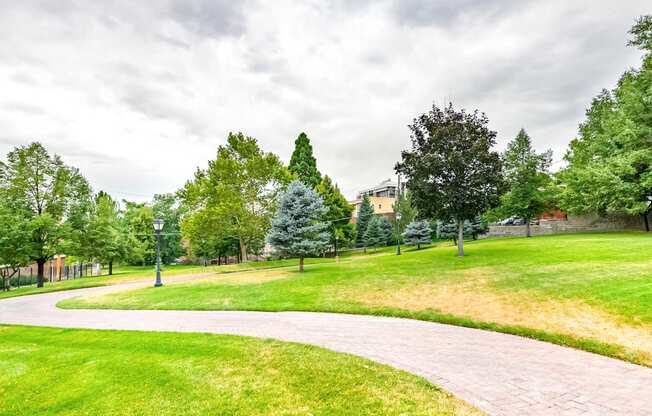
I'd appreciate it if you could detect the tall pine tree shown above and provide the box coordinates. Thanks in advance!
[267,181,330,272]
[288,132,321,189]
[356,194,374,247]
[363,216,384,251]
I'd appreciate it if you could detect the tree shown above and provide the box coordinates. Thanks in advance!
[288,132,321,189]
[379,216,394,245]
[356,194,374,248]
[403,220,432,249]
[437,217,488,243]
[316,175,355,249]
[396,103,504,256]
[83,192,130,275]
[122,201,156,266]
[498,129,552,237]
[152,193,186,264]
[0,142,92,287]
[393,190,417,238]
[0,202,31,291]
[180,133,290,262]
[267,181,330,271]
[557,17,652,230]
[363,216,384,251]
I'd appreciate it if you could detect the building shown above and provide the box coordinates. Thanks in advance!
[349,178,400,223]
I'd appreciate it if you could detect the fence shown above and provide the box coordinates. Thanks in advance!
[0,263,101,291]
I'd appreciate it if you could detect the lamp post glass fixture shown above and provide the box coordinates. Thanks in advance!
[395,212,402,255]
[153,218,164,287]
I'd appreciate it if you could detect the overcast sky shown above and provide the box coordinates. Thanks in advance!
[0,1,649,201]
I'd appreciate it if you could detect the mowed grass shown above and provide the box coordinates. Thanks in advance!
[63,232,652,366]
[0,326,479,416]
[0,255,350,300]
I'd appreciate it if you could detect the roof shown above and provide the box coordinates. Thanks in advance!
[358,178,398,194]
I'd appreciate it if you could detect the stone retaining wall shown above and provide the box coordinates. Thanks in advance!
[488,213,649,238]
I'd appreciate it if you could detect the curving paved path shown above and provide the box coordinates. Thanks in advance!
[1,283,652,416]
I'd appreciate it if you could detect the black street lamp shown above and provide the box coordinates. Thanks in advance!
[396,212,402,255]
[335,234,339,263]
[153,218,164,287]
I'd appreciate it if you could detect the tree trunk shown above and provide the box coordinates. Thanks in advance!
[36,258,46,288]
[240,241,248,263]
[457,219,464,257]
[299,256,305,272]
[526,218,532,238]
[417,243,421,250]
[108,260,113,276]
[643,213,650,232]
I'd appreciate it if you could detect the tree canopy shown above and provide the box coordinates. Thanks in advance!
[557,16,652,231]
[288,132,321,189]
[267,180,329,271]
[403,220,432,249]
[396,103,504,256]
[180,132,290,261]
[315,175,355,248]
[0,142,92,286]
[497,129,552,237]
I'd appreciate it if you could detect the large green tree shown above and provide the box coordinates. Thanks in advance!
[392,190,417,237]
[396,104,504,256]
[0,201,31,290]
[557,16,652,230]
[180,132,290,261]
[83,192,130,275]
[0,142,92,286]
[122,201,156,266]
[152,193,186,264]
[498,129,552,237]
[315,175,355,249]
[288,132,321,189]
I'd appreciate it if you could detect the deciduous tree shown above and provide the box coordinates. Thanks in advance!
[396,104,504,256]
[316,175,355,249]
[0,142,92,286]
[557,17,652,230]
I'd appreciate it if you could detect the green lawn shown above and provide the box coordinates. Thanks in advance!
[0,255,352,300]
[0,326,478,416]
[62,232,652,366]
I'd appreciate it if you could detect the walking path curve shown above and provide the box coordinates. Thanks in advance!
[1,283,651,416]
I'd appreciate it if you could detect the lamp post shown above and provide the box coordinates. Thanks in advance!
[335,234,340,263]
[153,218,164,287]
[396,212,402,255]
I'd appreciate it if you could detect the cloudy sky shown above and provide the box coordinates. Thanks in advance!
[0,1,649,201]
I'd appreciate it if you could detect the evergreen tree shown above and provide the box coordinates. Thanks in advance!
[356,194,374,247]
[363,216,384,251]
[316,175,355,248]
[379,216,394,245]
[403,220,432,249]
[498,129,552,237]
[288,132,321,189]
[267,181,330,272]
[437,217,488,243]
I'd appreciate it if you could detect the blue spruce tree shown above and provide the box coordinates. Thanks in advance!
[267,181,330,272]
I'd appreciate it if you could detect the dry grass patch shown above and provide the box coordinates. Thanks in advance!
[342,267,652,362]
[193,269,292,285]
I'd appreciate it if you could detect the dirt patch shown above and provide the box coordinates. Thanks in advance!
[342,270,652,356]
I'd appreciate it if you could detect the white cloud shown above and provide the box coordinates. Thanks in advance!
[0,0,648,200]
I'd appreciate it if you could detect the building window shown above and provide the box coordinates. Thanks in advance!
[378,204,382,209]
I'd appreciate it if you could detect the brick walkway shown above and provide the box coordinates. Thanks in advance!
[1,284,651,415]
